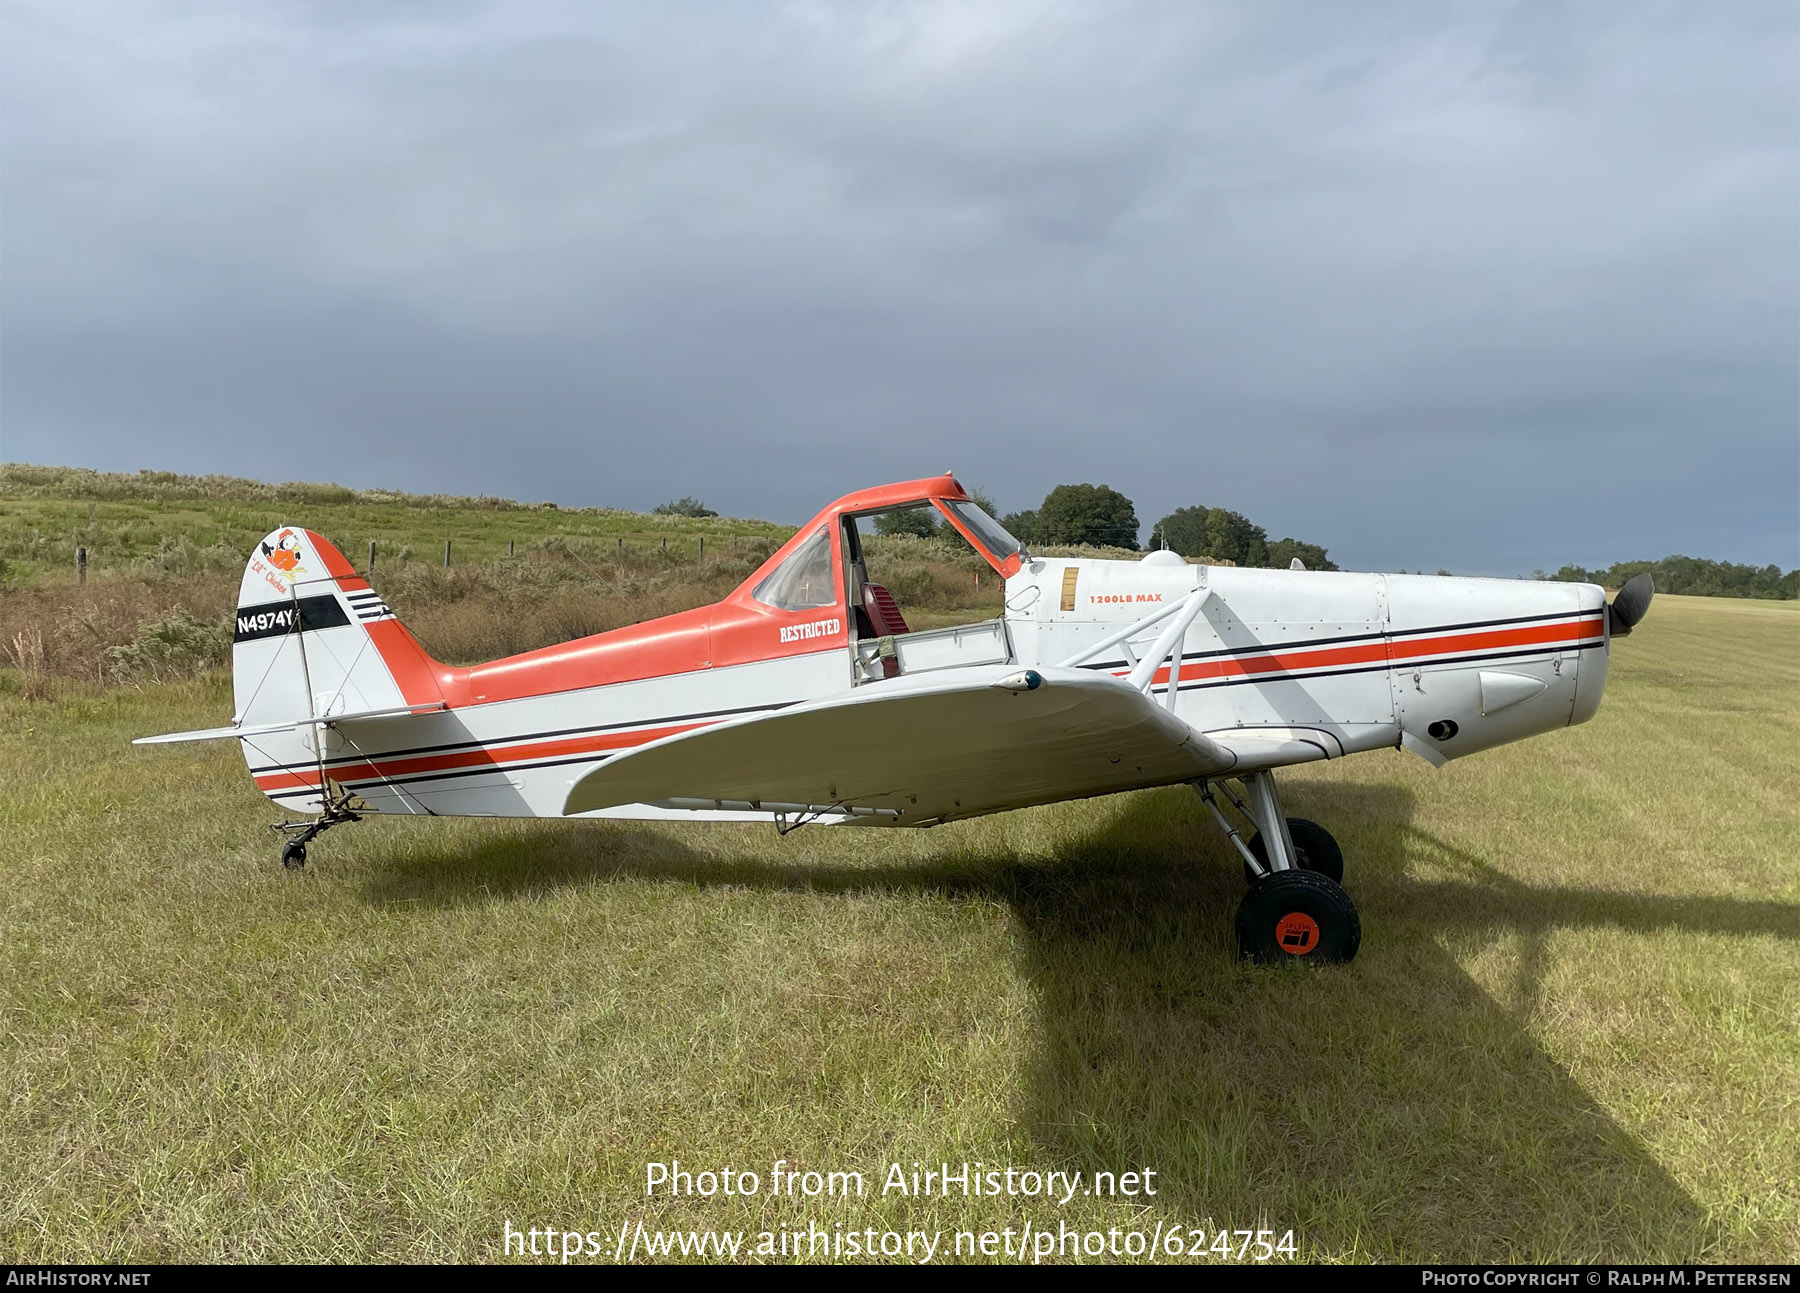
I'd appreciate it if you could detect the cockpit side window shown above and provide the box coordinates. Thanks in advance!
[751,525,837,611]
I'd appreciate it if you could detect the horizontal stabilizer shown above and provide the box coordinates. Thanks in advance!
[563,665,1236,823]
[132,702,445,746]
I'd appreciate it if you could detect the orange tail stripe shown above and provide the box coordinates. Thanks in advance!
[303,529,360,580]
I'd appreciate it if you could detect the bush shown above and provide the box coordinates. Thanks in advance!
[140,534,242,577]
[4,625,49,699]
[107,611,230,685]
[1035,484,1140,550]
[873,508,939,538]
[1000,509,1038,543]
[1266,537,1339,572]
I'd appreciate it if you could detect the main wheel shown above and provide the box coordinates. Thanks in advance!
[1244,817,1344,884]
[1235,869,1360,964]
[281,841,307,869]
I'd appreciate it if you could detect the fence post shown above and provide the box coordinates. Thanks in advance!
[444,539,451,568]
[699,537,705,559]
[508,538,515,558]
[616,538,622,554]
[368,540,376,574]
[660,537,667,553]
[76,546,86,584]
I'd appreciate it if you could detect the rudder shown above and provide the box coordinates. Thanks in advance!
[234,527,445,808]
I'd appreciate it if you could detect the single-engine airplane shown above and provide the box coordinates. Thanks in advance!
[135,474,1653,963]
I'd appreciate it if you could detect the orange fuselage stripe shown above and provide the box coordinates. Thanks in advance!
[1134,615,1603,687]
[253,720,709,792]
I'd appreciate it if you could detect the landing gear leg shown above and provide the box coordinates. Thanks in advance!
[1195,774,1361,964]
[270,791,361,869]
[1196,781,1270,878]
[1196,777,1345,883]
[1242,772,1301,875]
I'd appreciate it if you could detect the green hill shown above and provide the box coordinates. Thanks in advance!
[0,462,794,584]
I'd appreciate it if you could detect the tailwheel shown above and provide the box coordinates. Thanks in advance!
[1245,817,1344,884]
[1235,869,1361,964]
[271,792,360,871]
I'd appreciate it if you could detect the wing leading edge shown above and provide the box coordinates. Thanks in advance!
[562,665,1237,824]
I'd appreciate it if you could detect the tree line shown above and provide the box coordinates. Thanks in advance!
[999,483,1339,570]
[663,484,1796,597]
[1545,556,1797,600]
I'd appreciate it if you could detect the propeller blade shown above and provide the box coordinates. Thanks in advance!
[1607,572,1654,638]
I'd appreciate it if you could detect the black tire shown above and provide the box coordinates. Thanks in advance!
[281,842,307,870]
[1235,869,1360,964]
[1245,817,1344,884]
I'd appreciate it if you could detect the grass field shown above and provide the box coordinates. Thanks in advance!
[2,593,1794,1263]
[2,467,1796,1263]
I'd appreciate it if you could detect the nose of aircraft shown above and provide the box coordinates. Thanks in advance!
[1572,572,1653,727]
[1607,573,1655,638]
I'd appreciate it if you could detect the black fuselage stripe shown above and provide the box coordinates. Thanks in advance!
[272,750,621,797]
[245,699,796,774]
[1387,608,1603,637]
[1160,638,1605,693]
[1081,609,1601,673]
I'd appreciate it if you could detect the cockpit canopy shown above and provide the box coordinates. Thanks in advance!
[742,475,1025,617]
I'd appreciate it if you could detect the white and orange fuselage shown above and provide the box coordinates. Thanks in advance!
[218,474,1611,826]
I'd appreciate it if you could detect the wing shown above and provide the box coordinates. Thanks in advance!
[562,665,1236,823]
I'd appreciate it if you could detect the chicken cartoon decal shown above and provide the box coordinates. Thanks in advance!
[260,528,306,577]
[134,474,1654,964]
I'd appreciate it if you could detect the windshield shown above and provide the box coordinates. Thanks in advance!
[751,526,837,611]
[940,499,1024,563]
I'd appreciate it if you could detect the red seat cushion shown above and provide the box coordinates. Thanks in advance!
[862,582,910,637]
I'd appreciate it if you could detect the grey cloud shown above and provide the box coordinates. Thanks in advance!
[2,0,1794,573]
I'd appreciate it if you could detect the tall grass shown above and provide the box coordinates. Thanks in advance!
[0,463,797,587]
[2,461,630,511]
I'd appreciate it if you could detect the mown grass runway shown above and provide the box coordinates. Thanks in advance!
[2,594,1796,1262]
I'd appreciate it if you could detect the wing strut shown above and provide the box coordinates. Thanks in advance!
[1127,587,1213,708]
[1058,580,1214,709]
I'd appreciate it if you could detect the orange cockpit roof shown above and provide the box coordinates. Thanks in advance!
[820,472,972,516]
[727,472,1023,598]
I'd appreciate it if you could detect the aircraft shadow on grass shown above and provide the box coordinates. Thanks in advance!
[362,785,1797,1261]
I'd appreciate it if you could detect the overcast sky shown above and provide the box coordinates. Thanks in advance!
[2,1,1795,574]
